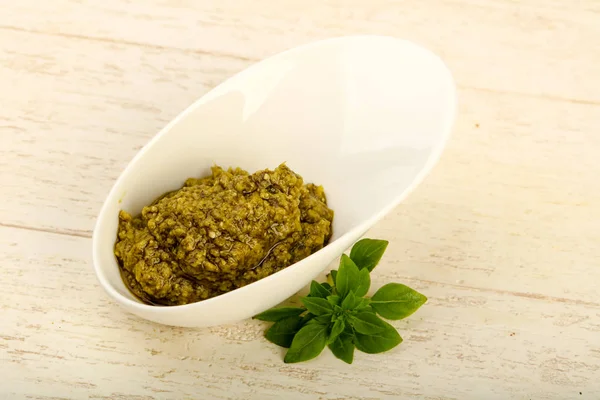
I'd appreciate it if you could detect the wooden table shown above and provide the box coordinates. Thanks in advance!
[2,1,599,399]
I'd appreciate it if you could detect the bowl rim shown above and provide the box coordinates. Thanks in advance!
[92,34,457,314]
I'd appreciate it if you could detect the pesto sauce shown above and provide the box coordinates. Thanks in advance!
[114,164,334,306]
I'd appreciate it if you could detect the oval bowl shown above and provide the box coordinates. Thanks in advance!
[92,35,456,327]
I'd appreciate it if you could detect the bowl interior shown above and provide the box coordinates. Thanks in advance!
[94,36,455,308]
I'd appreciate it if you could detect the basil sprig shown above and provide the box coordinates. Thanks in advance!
[254,238,427,364]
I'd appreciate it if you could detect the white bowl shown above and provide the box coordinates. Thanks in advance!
[92,35,456,327]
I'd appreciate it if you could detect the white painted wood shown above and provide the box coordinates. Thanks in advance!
[1,0,599,398]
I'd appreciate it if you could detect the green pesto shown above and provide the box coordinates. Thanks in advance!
[114,164,334,306]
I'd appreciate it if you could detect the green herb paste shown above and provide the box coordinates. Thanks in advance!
[114,164,334,306]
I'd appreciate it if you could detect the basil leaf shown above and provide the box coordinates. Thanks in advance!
[371,283,428,320]
[284,323,328,363]
[300,313,315,326]
[308,280,331,298]
[354,320,402,354]
[301,297,334,316]
[329,270,338,286]
[321,282,332,292]
[350,239,389,272]
[355,298,372,311]
[354,268,371,297]
[264,315,303,348]
[328,318,345,344]
[307,314,333,325]
[327,295,341,307]
[349,312,387,335]
[341,291,362,310]
[328,333,355,364]
[253,307,305,322]
[336,255,360,299]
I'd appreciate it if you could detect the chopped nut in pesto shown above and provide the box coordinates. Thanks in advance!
[114,164,334,306]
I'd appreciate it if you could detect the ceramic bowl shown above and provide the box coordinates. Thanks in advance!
[92,35,456,327]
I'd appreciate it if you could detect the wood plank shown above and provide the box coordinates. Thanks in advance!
[1,27,599,302]
[1,226,599,399]
[2,0,599,101]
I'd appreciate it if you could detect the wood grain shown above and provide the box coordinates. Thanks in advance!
[2,228,599,399]
[1,0,599,398]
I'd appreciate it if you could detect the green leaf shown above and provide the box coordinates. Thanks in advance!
[300,313,315,326]
[328,333,355,364]
[327,295,341,307]
[354,319,402,354]
[308,280,331,298]
[301,297,334,316]
[341,291,362,310]
[264,316,303,348]
[355,298,372,311]
[253,307,305,322]
[284,323,328,363]
[349,239,389,272]
[371,283,428,320]
[306,314,333,325]
[349,312,387,335]
[329,270,338,286]
[336,255,360,299]
[354,268,371,297]
[328,318,346,344]
[256,238,428,364]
